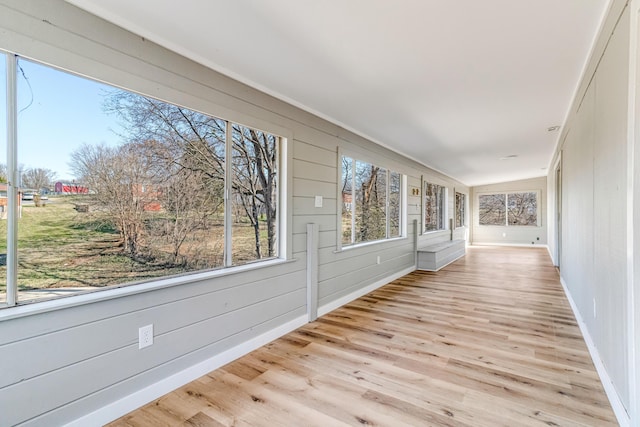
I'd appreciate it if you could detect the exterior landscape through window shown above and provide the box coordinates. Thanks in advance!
[0,55,280,306]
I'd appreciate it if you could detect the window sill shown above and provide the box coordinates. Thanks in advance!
[334,236,407,253]
[422,229,448,235]
[0,257,298,322]
[477,224,541,228]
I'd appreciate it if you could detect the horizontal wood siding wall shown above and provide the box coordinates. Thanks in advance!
[0,1,469,425]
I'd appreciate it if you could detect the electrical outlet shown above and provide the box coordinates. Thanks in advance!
[139,324,154,349]
[376,255,381,264]
[314,195,323,208]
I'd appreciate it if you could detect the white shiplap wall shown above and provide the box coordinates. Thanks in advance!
[0,1,469,426]
[547,0,632,422]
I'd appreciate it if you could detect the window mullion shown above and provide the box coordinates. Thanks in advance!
[350,158,355,244]
[385,169,390,238]
[223,121,233,267]
[6,54,18,307]
[505,192,509,226]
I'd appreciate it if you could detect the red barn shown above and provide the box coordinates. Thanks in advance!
[55,181,89,194]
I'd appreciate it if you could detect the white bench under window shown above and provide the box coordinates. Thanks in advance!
[416,239,465,271]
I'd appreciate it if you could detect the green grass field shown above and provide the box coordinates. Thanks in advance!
[0,197,272,299]
[0,199,191,294]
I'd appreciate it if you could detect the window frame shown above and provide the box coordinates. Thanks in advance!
[455,191,467,228]
[422,179,448,234]
[477,190,541,227]
[337,150,405,251]
[0,52,293,310]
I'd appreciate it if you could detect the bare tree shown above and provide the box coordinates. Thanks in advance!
[507,192,537,225]
[0,164,7,184]
[424,182,445,231]
[70,142,160,257]
[479,193,506,225]
[232,125,278,259]
[150,141,224,265]
[356,163,386,242]
[341,157,390,243]
[105,91,278,261]
[341,157,354,244]
[21,167,56,191]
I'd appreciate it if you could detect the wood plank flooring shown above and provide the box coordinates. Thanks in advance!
[109,246,618,426]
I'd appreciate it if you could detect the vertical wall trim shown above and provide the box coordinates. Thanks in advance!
[413,219,418,266]
[6,53,17,307]
[306,223,319,322]
[551,152,563,267]
[420,175,424,235]
[628,2,639,424]
[402,174,408,238]
[279,130,293,261]
[335,147,343,251]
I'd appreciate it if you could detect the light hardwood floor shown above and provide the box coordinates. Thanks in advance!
[109,246,618,426]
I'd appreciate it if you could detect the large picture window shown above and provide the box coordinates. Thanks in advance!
[479,192,538,226]
[424,182,446,232]
[0,54,281,307]
[341,156,402,246]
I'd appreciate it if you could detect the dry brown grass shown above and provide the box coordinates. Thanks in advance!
[0,197,273,302]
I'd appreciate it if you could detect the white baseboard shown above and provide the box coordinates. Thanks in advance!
[66,314,308,427]
[559,277,630,427]
[67,265,417,426]
[470,242,549,249]
[317,265,415,317]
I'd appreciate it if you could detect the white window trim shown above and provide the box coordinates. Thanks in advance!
[476,189,542,227]
[337,149,406,251]
[0,52,293,309]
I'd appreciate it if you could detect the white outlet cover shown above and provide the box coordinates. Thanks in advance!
[314,195,323,208]
[139,324,154,349]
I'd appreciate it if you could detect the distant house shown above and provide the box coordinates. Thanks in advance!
[342,191,353,211]
[54,181,89,194]
[0,183,22,219]
[134,184,162,212]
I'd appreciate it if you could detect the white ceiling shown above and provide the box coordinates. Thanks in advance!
[68,0,610,186]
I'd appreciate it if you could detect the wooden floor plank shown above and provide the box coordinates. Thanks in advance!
[107,246,618,426]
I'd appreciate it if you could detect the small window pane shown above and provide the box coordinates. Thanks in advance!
[389,171,401,237]
[455,192,465,228]
[508,192,537,226]
[231,124,278,265]
[479,194,506,225]
[424,182,445,232]
[341,156,353,245]
[354,161,386,243]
